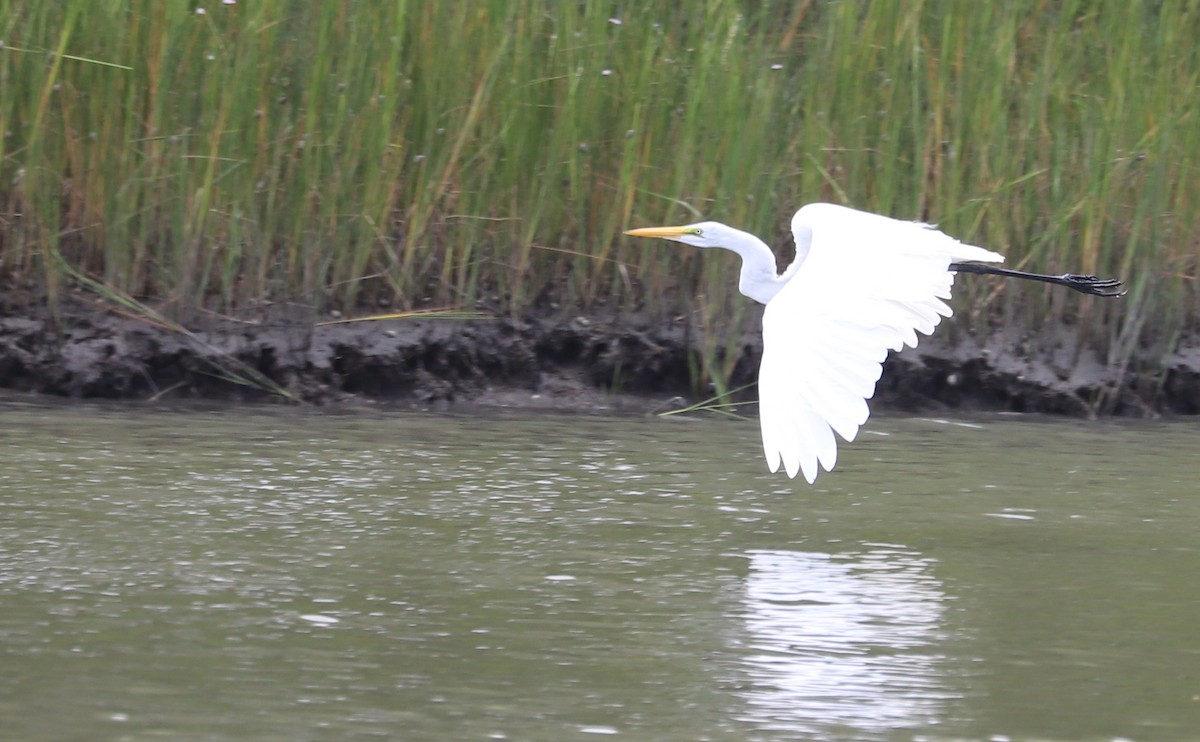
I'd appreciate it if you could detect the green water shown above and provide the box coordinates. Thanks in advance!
[1,396,1197,740]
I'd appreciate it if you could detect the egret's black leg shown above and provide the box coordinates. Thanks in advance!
[949,262,1126,297]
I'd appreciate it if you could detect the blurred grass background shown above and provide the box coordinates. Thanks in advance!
[1,1,1196,403]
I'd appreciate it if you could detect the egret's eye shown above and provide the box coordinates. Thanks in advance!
[689,227,703,236]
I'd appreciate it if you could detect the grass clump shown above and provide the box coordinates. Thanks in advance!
[0,1,1196,402]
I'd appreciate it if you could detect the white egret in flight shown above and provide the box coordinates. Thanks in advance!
[626,203,1124,483]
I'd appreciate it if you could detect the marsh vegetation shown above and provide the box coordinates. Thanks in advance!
[1,2,1196,406]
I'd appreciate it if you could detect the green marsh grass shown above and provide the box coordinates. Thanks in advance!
[1,2,1196,403]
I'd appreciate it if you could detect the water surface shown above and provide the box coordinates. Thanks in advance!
[1,397,1197,740]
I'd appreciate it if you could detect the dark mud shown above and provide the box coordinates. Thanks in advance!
[1,292,1197,417]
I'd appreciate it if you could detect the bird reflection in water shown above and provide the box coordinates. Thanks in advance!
[735,547,958,736]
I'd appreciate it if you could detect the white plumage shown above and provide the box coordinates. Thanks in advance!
[760,204,1002,482]
[626,203,1003,483]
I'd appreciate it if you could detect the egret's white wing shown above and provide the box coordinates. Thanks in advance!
[759,203,1003,483]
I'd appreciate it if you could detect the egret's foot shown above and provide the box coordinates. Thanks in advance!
[1059,274,1126,297]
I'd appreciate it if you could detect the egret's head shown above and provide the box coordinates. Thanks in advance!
[624,221,729,249]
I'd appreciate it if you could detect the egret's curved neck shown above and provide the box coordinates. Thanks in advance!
[718,228,785,304]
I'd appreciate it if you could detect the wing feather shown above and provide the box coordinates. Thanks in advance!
[758,203,1004,482]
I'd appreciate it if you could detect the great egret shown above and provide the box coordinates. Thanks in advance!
[626,202,1124,483]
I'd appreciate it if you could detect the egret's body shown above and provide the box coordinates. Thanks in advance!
[626,203,1122,483]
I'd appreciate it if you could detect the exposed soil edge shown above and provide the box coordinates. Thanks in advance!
[1,294,1196,416]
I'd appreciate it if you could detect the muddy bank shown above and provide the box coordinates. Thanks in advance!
[1,293,1197,416]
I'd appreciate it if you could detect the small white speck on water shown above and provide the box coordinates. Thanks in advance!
[300,614,339,625]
